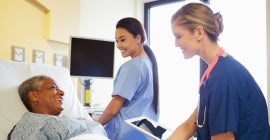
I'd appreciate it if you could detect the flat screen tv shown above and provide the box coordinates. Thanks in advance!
[69,36,115,78]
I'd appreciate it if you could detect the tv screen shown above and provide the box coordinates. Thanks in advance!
[69,37,115,78]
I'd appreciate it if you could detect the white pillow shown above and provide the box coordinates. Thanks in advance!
[0,59,91,139]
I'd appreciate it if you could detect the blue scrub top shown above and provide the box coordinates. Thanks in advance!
[105,56,159,140]
[197,55,269,140]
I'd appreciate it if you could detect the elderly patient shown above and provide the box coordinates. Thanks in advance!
[8,75,107,140]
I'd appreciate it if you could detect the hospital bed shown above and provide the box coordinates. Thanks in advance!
[0,59,108,139]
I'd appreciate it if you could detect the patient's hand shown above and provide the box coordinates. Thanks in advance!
[92,116,99,122]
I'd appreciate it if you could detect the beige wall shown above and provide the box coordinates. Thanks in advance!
[0,0,143,107]
[0,0,141,66]
[0,0,79,64]
[40,0,80,43]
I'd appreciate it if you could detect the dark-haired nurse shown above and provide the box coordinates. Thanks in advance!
[96,17,160,140]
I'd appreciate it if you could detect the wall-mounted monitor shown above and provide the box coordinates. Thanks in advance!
[69,36,115,78]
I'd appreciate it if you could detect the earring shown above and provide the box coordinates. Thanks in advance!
[197,36,201,41]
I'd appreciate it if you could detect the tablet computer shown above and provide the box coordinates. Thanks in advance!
[125,116,173,140]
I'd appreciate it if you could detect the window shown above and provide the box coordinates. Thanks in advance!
[210,0,267,97]
[144,0,203,129]
[144,0,267,130]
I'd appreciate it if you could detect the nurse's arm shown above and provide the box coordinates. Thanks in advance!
[97,95,125,125]
[167,108,197,140]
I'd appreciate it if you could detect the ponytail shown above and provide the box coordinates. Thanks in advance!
[144,45,159,114]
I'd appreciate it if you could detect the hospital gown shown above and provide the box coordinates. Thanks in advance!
[8,112,107,140]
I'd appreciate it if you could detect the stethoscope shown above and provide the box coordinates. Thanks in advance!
[196,102,206,128]
[195,48,225,128]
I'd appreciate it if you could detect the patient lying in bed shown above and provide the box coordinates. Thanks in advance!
[8,75,108,140]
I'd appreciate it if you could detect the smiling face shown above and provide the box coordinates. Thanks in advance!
[29,77,64,115]
[171,22,201,59]
[115,28,142,58]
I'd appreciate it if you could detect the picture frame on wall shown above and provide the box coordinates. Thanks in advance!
[54,53,66,67]
[32,49,45,64]
[11,46,25,62]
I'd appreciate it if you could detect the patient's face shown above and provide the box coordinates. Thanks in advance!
[36,78,64,115]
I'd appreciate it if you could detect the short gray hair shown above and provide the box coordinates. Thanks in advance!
[18,75,51,111]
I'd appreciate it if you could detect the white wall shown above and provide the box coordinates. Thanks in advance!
[77,0,138,108]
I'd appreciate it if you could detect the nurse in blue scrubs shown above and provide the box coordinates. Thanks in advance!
[96,17,160,140]
[168,2,269,140]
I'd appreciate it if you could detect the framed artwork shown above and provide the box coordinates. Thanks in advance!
[32,49,45,64]
[11,46,25,62]
[54,53,66,67]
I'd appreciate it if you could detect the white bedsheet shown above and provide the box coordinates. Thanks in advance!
[69,133,110,140]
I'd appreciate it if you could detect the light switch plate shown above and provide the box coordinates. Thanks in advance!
[54,53,66,67]
[11,46,25,62]
[32,49,45,64]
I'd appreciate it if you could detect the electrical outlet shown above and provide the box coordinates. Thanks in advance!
[11,46,25,62]
[33,49,44,64]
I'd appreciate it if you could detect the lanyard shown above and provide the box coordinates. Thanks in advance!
[199,48,225,90]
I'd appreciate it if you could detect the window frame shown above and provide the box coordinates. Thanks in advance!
[143,0,209,77]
